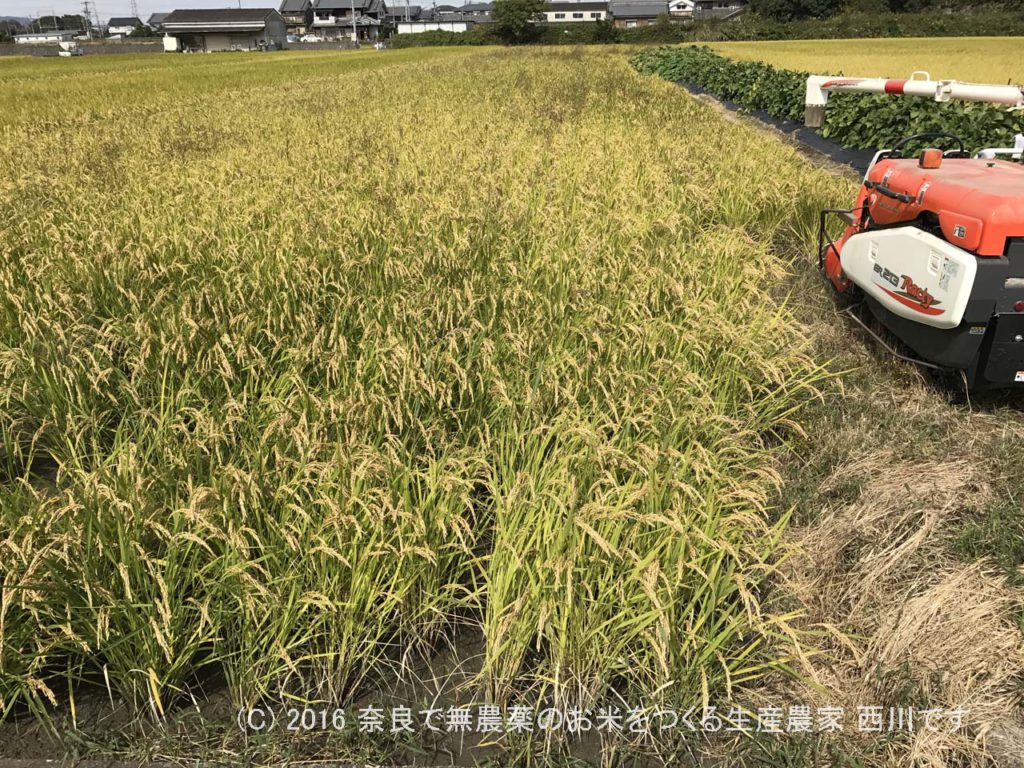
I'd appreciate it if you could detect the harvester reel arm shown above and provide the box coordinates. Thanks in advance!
[804,74,1024,128]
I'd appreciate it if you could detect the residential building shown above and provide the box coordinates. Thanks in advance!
[692,0,745,18]
[279,0,313,34]
[458,2,491,18]
[396,18,474,32]
[162,8,287,51]
[311,0,386,40]
[107,15,143,35]
[610,0,666,25]
[668,0,693,16]
[385,4,423,23]
[544,1,608,22]
[147,12,169,29]
[14,28,80,43]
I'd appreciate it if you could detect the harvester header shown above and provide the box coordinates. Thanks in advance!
[804,71,1024,127]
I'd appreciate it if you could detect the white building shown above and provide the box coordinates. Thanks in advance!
[162,8,287,51]
[543,1,608,22]
[106,16,143,36]
[14,29,81,43]
[395,19,475,32]
[311,0,386,41]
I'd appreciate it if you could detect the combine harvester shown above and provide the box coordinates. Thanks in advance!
[807,72,1024,390]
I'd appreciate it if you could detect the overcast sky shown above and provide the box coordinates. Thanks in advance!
[2,0,276,24]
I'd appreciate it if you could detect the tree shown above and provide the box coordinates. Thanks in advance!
[749,0,841,20]
[36,13,86,30]
[0,20,26,41]
[592,17,619,42]
[129,24,156,37]
[844,0,889,12]
[490,0,546,44]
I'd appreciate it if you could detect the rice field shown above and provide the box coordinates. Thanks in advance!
[710,37,1024,82]
[0,47,842,744]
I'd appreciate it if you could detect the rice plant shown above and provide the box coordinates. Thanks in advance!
[0,47,838,728]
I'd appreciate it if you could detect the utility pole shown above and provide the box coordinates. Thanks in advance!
[82,0,93,38]
[129,0,139,21]
[350,0,357,43]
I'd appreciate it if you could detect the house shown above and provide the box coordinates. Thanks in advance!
[279,0,313,34]
[107,16,143,36]
[692,0,746,18]
[543,1,608,22]
[14,29,80,43]
[385,4,423,23]
[668,0,693,17]
[162,8,287,51]
[458,2,491,18]
[311,0,386,40]
[395,18,475,32]
[147,12,169,30]
[610,0,666,26]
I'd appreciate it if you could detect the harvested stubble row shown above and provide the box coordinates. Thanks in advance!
[0,47,836,722]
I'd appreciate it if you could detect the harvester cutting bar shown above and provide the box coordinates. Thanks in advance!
[804,72,1024,127]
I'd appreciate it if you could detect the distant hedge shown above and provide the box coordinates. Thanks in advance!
[390,9,1024,47]
[688,8,1024,39]
[630,45,1023,154]
[389,20,619,46]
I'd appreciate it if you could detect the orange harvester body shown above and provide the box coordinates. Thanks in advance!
[826,156,1024,291]
[821,151,1024,389]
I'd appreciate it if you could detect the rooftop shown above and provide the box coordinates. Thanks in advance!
[385,4,423,17]
[15,28,80,36]
[548,1,608,10]
[609,0,666,15]
[162,8,281,26]
[313,0,384,10]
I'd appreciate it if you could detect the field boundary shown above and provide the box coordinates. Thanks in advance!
[633,45,1024,156]
[676,81,875,175]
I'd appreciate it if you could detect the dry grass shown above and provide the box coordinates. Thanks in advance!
[776,393,1024,767]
